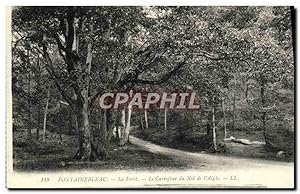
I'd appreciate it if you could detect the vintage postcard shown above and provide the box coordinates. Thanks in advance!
[6,6,295,189]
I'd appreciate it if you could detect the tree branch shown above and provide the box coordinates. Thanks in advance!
[53,33,67,62]
[118,59,186,86]
[40,38,75,109]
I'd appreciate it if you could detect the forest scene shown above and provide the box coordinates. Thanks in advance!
[11,6,294,171]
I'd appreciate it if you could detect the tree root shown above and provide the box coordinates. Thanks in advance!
[73,143,108,161]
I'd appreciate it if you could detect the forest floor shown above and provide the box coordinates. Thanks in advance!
[13,127,293,171]
[13,129,185,171]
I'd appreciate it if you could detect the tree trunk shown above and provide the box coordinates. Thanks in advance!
[59,111,62,143]
[68,109,73,135]
[101,109,109,157]
[124,107,132,142]
[261,81,267,141]
[40,9,104,161]
[36,104,41,140]
[115,126,119,138]
[95,108,101,138]
[212,96,217,151]
[103,109,107,138]
[206,122,211,136]
[164,108,168,131]
[144,109,148,130]
[232,72,237,131]
[140,110,144,131]
[164,108,167,131]
[106,110,114,142]
[191,112,195,140]
[120,109,126,137]
[206,110,212,137]
[222,98,227,138]
[74,108,101,161]
[27,68,32,139]
[114,110,120,139]
[74,111,79,140]
[74,100,92,161]
[36,56,41,140]
[157,110,161,127]
[155,110,160,126]
[119,107,132,144]
[42,87,50,141]
[245,82,250,105]
[119,108,127,146]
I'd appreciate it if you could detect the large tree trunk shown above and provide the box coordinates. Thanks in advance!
[74,111,103,162]
[41,8,107,161]
[74,88,107,161]
[74,99,92,161]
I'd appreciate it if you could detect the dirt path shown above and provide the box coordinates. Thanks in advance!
[129,135,294,171]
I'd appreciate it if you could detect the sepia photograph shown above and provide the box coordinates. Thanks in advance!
[6,6,295,189]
